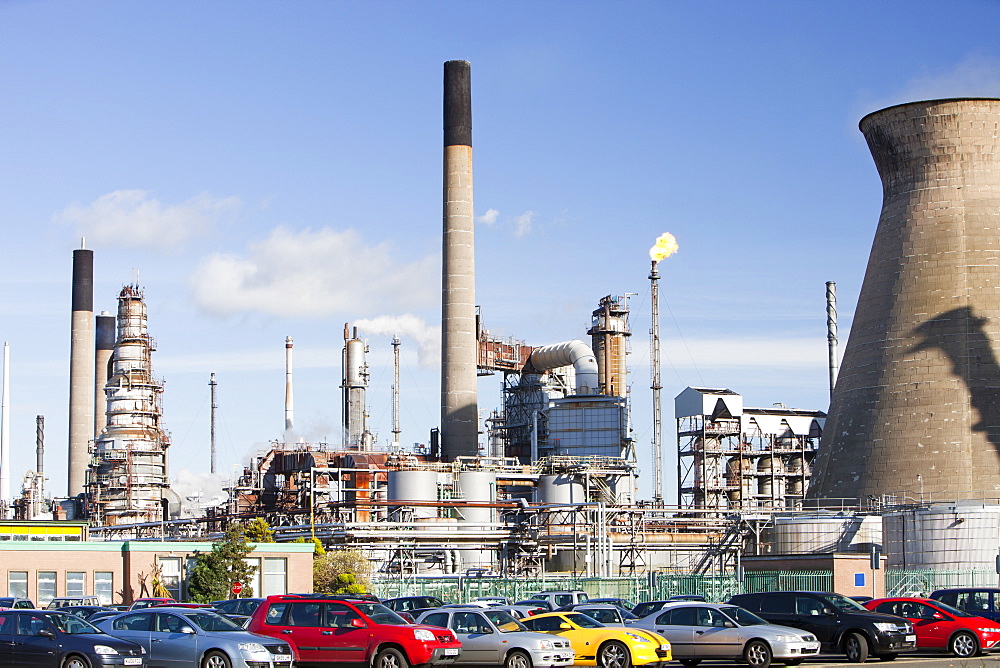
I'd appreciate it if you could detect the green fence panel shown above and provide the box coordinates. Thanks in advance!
[885,569,997,596]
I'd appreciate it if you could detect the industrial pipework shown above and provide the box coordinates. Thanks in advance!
[527,341,599,395]
[68,243,94,497]
[441,59,479,461]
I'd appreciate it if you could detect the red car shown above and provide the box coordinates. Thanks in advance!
[864,597,1000,657]
[248,594,463,668]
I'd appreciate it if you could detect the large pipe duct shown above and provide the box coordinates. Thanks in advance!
[95,311,115,439]
[527,340,599,395]
[68,244,94,497]
[809,98,1000,504]
[441,59,479,461]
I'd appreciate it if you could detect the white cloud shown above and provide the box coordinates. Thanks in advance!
[54,189,241,249]
[863,54,1000,114]
[477,208,500,225]
[512,210,536,238]
[190,226,438,318]
[354,314,441,368]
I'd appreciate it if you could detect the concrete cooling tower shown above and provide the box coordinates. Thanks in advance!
[809,98,1000,504]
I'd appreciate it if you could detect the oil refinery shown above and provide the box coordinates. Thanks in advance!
[2,65,1000,587]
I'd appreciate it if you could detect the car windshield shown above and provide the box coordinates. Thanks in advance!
[355,603,409,626]
[720,606,769,626]
[820,594,867,612]
[484,610,528,632]
[44,613,102,634]
[933,601,974,618]
[185,612,244,631]
[565,613,604,629]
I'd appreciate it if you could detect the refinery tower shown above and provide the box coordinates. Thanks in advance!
[809,98,1000,503]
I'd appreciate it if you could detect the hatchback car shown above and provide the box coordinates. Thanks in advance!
[0,597,36,610]
[865,597,1000,657]
[248,594,462,668]
[417,606,575,668]
[98,607,293,668]
[0,609,146,668]
[631,602,819,668]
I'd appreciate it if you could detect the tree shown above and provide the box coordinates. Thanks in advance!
[186,522,258,603]
[314,548,370,594]
[245,517,275,543]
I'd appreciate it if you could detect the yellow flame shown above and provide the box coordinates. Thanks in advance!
[649,232,678,263]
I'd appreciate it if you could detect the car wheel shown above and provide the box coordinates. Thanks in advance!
[950,631,980,658]
[679,659,701,667]
[505,650,532,668]
[63,656,91,668]
[202,651,232,668]
[844,632,869,663]
[597,641,631,668]
[374,647,410,668]
[743,639,772,668]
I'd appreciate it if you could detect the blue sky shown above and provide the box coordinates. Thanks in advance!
[2,0,999,504]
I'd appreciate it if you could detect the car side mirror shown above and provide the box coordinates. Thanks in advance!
[38,629,55,639]
[724,621,736,628]
[559,623,572,630]
[350,618,366,629]
[180,626,196,634]
[822,607,836,615]
[932,613,944,620]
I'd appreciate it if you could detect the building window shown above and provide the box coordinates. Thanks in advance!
[8,572,27,598]
[262,558,287,596]
[37,572,56,605]
[66,572,85,597]
[95,572,114,605]
[244,557,261,598]
[158,557,182,600]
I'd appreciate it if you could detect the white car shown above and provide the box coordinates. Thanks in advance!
[631,602,820,668]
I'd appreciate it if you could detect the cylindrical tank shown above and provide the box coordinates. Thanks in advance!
[810,98,1000,503]
[537,474,585,505]
[883,503,1000,571]
[726,457,746,506]
[387,470,440,520]
[769,513,882,554]
[456,471,496,525]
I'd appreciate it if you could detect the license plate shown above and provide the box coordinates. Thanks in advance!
[444,648,459,656]
[274,655,292,662]
[124,659,142,666]
[905,635,916,642]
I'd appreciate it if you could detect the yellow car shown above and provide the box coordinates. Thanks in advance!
[521,611,672,668]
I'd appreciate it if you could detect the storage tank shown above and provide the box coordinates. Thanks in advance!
[456,471,496,525]
[883,502,1000,572]
[387,470,440,520]
[769,513,882,554]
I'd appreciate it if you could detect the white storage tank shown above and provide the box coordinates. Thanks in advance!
[456,471,496,525]
[770,512,882,554]
[883,502,1000,570]
[537,474,585,504]
[387,470,441,520]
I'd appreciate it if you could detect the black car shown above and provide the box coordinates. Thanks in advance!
[0,609,145,667]
[210,597,265,625]
[728,591,916,662]
[383,595,449,616]
[930,588,1000,622]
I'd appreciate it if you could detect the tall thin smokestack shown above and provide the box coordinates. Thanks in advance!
[392,336,401,448]
[68,243,94,497]
[284,336,294,433]
[36,415,44,478]
[95,311,115,438]
[209,373,217,475]
[1,341,10,503]
[826,281,838,400]
[441,59,479,460]
[649,262,663,504]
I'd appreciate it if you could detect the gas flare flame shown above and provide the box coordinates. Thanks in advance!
[649,232,678,263]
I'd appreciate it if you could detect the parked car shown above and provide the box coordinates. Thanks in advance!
[0,597,35,610]
[585,598,635,611]
[631,601,819,668]
[416,605,575,668]
[474,596,512,606]
[126,598,177,611]
[247,593,462,668]
[212,598,266,625]
[930,588,1000,621]
[47,596,103,609]
[567,605,638,626]
[528,591,591,608]
[521,611,671,668]
[55,605,117,620]
[98,606,292,668]
[1,609,146,668]
[864,596,1000,657]
[667,595,707,603]
[728,591,916,662]
[516,599,555,612]
[87,610,121,626]
[630,601,673,619]
[384,595,449,616]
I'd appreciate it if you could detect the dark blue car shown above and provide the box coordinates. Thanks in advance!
[0,610,145,668]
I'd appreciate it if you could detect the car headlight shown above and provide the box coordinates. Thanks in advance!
[93,645,119,655]
[538,640,555,650]
[625,633,651,643]
[414,628,436,641]
[238,643,268,653]
[978,627,1000,633]
[874,623,900,632]
[773,635,799,642]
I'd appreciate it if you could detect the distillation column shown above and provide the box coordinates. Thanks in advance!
[342,325,369,447]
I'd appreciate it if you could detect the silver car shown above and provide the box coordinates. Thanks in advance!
[98,607,294,668]
[417,607,575,668]
[631,602,819,668]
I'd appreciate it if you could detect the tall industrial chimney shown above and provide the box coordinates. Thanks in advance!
[809,98,1000,503]
[284,336,294,433]
[95,311,115,438]
[68,244,94,497]
[441,59,479,460]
